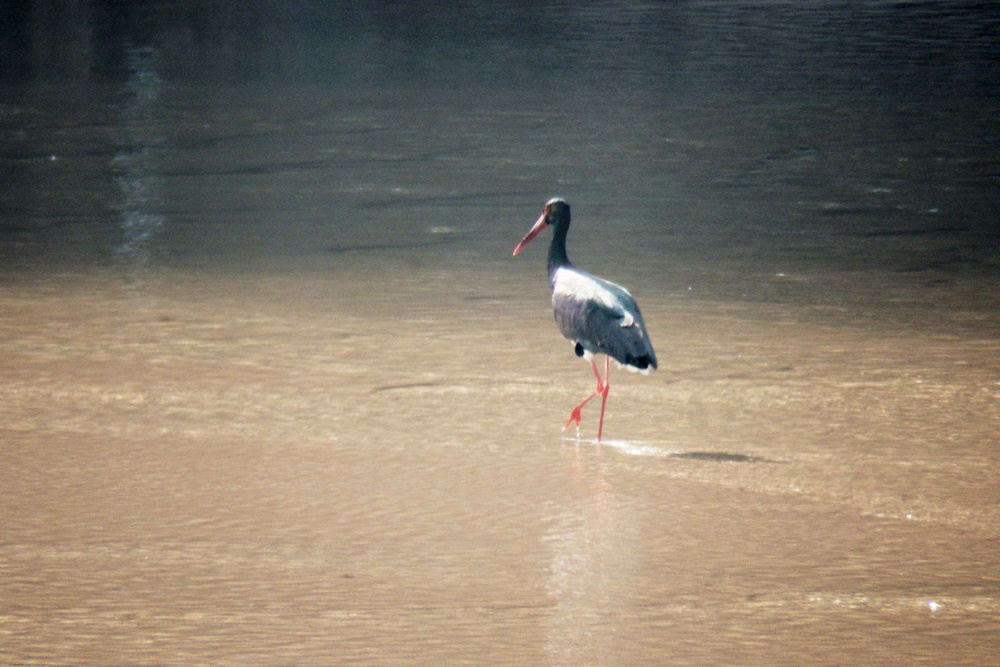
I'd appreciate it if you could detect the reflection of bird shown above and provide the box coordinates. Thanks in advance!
[513,198,657,442]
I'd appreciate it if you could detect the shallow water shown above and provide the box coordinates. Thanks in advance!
[2,2,1000,664]
[2,265,999,665]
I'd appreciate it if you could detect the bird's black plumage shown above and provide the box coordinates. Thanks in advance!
[512,198,657,441]
[538,199,656,372]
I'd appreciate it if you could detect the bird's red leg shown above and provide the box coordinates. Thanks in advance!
[596,356,611,442]
[563,357,608,436]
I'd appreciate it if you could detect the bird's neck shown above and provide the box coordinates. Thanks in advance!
[547,223,571,278]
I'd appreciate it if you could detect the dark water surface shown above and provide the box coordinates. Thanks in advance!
[2,2,999,665]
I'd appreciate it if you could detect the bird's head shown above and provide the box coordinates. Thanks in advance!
[512,198,570,256]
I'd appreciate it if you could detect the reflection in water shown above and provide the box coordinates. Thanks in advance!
[545,446,634,664]
[112,43,164,281]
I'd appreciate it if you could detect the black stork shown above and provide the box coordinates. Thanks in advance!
[513,198,657,442]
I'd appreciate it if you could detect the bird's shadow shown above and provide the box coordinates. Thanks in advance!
[667,451,769,463]
[568,438,778,463]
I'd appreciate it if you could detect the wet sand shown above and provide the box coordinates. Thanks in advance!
[2,263,998,665]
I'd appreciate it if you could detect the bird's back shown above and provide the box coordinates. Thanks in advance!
[551,266,657,372]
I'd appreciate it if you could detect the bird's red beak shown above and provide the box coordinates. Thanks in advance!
[512,212,548,256]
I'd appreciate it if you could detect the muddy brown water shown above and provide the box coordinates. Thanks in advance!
[2,261,998,666]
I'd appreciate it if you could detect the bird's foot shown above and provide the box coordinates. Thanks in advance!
[562,407,583,431]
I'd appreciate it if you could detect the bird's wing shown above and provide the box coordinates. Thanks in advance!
[552,290,657,371]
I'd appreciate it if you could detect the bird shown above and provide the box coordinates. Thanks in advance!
[513,198,657,442]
